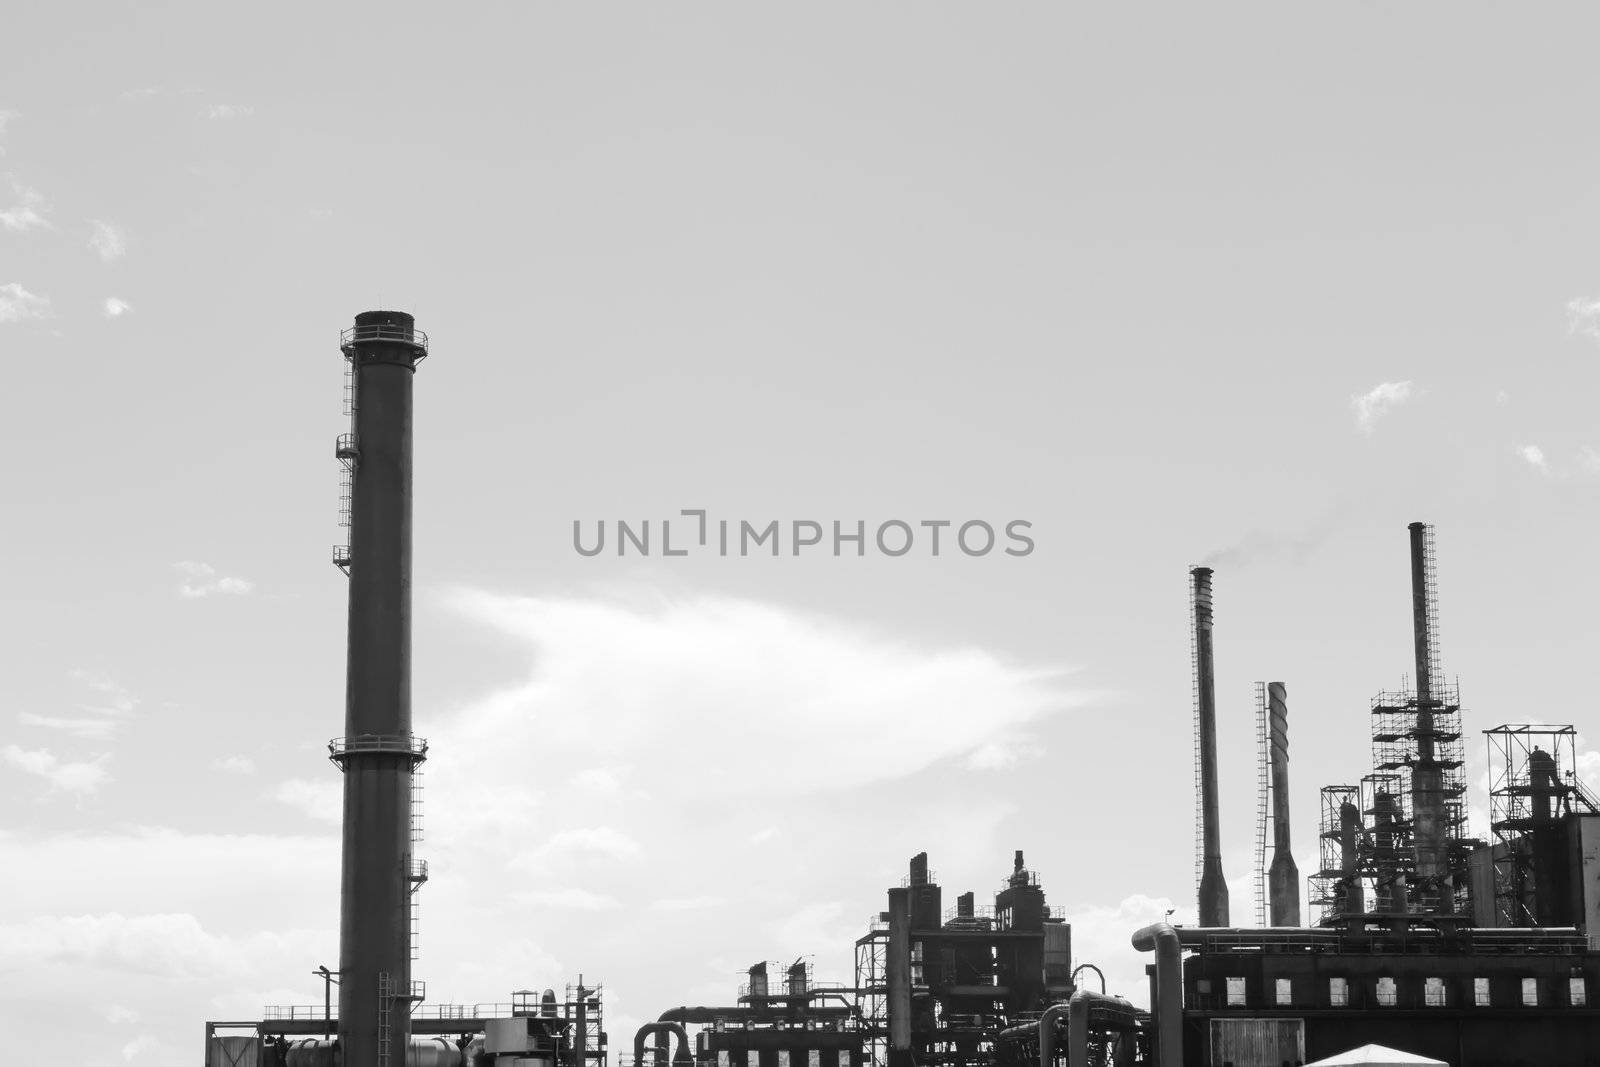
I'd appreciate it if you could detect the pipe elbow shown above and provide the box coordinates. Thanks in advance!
[1130,922,1178,953]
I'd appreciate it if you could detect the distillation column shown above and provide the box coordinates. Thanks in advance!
[331,311,430,1067]
[1407,522,1449,910]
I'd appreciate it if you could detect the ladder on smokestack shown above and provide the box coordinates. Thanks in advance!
[1191,586,1203,900]
[1253,682,1270,927]
[332,352,360,574]
[408,766,427,962]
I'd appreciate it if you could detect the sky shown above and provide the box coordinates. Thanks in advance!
[4,3,1600,1063]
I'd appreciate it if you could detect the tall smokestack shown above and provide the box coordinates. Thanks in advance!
[331,311,429,1066]
[1191,566,1230,926]
[1266,682,1300,926]
[1407,521,1448,908]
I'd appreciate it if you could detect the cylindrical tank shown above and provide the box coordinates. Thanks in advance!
[408,1036,464,1067]
[285,1040,337,1067]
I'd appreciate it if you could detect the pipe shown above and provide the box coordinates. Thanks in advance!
[1266,682,1301,926]
[1130,924,1182,1067]
[334,310,429,1067]
[1191,567,1230,926]
[1407,522,1448,906]
[1065,992,1137,1067]
[1036,1002,1069,1067]
[886,886,912,1067]
[1338,799,1365,916]
[633,1023,692,1067]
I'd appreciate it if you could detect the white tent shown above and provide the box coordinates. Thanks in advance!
[1304,1044,1449,1067]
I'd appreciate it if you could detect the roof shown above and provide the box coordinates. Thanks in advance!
[1304,1044,1449,1067]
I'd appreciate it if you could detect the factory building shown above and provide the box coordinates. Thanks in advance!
[207,313,1600,1067]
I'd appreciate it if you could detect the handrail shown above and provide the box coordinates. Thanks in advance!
[328,734,429,759]
[341,324,429,352]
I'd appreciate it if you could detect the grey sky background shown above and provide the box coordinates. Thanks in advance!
[5,4,1600,1062]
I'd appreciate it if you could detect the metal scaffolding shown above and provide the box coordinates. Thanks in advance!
[1486,724,1600,926]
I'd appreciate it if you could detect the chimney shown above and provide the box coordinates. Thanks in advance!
[1266,682,1300,926]
[1192,567,1230,926]
[330,312,429,1065]
[1407,522,1449,907]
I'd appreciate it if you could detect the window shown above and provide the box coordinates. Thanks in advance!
[1376,977,1397,1007]
[1475,978,1491,1007]
[1226,977,1247,1007]
[1523,978,1540,1007]
[1424,977,1446,1007]
[1571,977,1588,1007]
[1329,977,1348,1007]
[1275,978,1292,1006]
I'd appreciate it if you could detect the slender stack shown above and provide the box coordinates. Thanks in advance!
[331,311,430,1067]
[1192,566,1230,927]
[1266,682,1301,926]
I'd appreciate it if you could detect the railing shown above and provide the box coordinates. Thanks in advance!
[328,734,429,761]
[263,1006,332,1021]
[341,324,429,354]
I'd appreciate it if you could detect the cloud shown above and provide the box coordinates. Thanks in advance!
[70,670,139,717]
[212,756,256,775]
[90,220,127,262]
[1568,297,1600,343]
[106,1004,141,1024]
[964,739,1035,770]
[749,826,778,844]
[2,745,111,794]
[17,712,120,740]
[512,888,621,911]
[174,560,254,598]
[536,826,642,861]
[204,105,254,120]
[569,767,626,794]
[1516,444,1550,475]
[105,297,132,318]
[0,178,50,231]
[439,588,1084,797]
[0,282,49,323]
[648,896,727,912]
[0,110,16,151]
[268,778,340,823]
[1582,447,1600,475]
[1350,380,1413,434]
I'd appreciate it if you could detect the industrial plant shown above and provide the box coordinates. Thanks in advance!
[205,312,1600,1067]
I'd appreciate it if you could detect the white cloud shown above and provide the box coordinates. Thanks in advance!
[964,738,1036,770]
[1351,380,1413,434]
[1516,444,1550,475]
[204,105,254,120]
[1060,894,1188,1004]
[90,220,128,262]
[212,756,256,775]
[749,826,778,844]
[438,588,1083,796]
[513,888,621,911]
[0,110,16,152]
[0,281,49,323]
[269,778,340,823]
[1568,297,1600,343]
[106,1004,141,1024]
[569,766,626,794]
[17,712,120,740]
[105,297,132,318]
[1580,447,1600,475]
[0,178,50,231]
[536,826,642,861]
[2,745,111,794]
[1495,389,1510,406]
[70,670,139,717]
[648,896,727,912]
[174,560,254,598]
